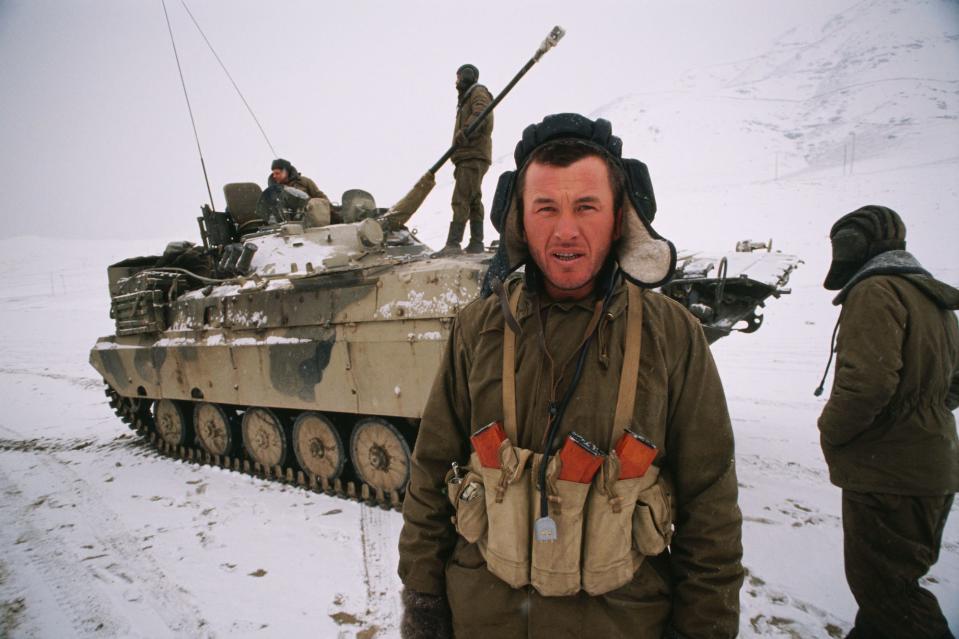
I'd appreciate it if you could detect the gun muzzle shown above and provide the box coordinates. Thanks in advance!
[534,25,566,61]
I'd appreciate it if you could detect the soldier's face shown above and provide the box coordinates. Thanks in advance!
[521,156,618,301]
[272,168,289,184]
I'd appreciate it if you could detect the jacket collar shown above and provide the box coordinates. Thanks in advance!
[267,168,301,188]
[457,83,479,107]
[832,250,931,305]
[513,270,628,321]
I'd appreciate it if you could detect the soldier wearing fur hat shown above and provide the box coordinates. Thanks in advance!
[433,64,494,257]
[399,114,743,638]
[267,158,329,203]
[816,205,959,639]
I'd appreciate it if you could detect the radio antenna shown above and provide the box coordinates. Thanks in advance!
[161,0,216,210]
[180,0,278,157]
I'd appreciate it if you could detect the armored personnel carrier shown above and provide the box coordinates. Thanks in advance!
[94,21,800,506]
[89,181,800,508]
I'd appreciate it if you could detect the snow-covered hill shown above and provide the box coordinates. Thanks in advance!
[0,0,957,637]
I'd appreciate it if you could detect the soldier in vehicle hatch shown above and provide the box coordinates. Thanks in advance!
[432,64,494,257]
[816,206,959,639]
[399,113,743,639]
[267,158,330,203]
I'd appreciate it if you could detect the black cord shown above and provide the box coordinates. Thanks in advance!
[814,313,842,397]
[143,267,235,285]
[537,268,619,519]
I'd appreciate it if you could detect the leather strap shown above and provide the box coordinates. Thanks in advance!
[611,283,643,448]
[502,283,524,443]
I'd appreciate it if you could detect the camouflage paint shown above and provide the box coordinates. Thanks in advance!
[268,333,336,402]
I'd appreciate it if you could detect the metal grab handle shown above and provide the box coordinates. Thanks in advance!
[715,257,728,305]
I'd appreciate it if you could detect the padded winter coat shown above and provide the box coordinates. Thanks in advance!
[398,277,743,639]
[266,171,329,202]
[818,256,959,495]
[451,84,493,165]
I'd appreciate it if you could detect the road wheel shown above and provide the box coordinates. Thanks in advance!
[241,407,288,468]
[194,403,237,457]
[293,412,345,481]
[350,417,411,492]
[154,399,191,448]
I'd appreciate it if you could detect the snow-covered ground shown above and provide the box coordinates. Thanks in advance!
[2,0,958,637]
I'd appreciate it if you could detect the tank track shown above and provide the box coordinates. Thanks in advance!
[104,384,403,511]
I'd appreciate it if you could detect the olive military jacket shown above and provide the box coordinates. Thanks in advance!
[266,173,329,202]
[451,84,493,165]
[819,269,959,495]
[399,278,744,639]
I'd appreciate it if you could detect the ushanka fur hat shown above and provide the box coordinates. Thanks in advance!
[823,205,907,290]
[482,113,676,296]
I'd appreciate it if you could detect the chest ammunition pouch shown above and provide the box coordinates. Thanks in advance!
[445,282,675,597]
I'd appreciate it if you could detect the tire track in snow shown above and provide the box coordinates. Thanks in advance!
[0,466,126,637]
[359,504,400,637]
[0,366,101,390]
[0,432,214,638]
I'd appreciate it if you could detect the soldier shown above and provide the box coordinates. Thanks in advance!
[267,158,330,203]
[816,206,959,639]
[399,113,743,638]
[433,64,494,257]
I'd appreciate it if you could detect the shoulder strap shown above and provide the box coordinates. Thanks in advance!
[503,281,644,450]
[610,283,644,448]
[502,283,524,443]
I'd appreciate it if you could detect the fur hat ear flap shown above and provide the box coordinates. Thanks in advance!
[489,169,529,274]
[616,157,672,287]
[616,198,676,287]
[503,190,527,272]
[490,171,515,234]
[622,158,657,222]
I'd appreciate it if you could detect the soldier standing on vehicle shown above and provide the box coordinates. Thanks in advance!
[433,64,494,257]
[399,113,743,639]
[816,205,959,639]
[267,158,330,203]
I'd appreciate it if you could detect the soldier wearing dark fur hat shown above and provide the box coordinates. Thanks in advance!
[433,64,494,257]
[816,205,959,639]
[267,158,329,203]
[399,114,743,638]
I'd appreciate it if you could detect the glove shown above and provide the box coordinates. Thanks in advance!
[455,130,469,146]
[401,588,453,639]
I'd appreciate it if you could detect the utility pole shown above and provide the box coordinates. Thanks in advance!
[849,132,856,175]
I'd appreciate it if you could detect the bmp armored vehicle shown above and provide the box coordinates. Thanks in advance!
[90,23,799,507]
[89,179,800,508]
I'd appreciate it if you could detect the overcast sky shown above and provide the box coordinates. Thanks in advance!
[0,0,858,241]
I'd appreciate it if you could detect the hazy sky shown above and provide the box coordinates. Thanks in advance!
[0,0,854,240]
